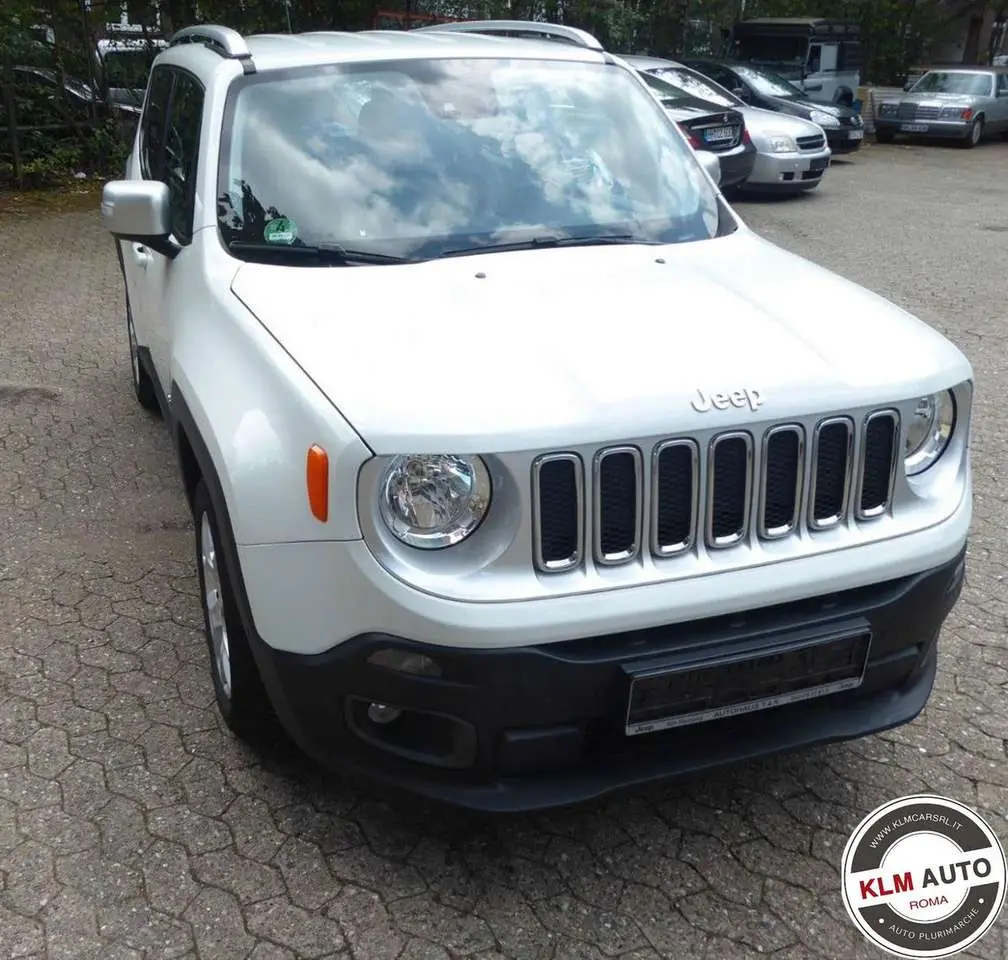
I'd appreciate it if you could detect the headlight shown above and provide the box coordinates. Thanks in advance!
[767,133,798,153]
[878,102,898,116]
[379,454,491,549]
[904,391,956,476]
[809,109,839,128]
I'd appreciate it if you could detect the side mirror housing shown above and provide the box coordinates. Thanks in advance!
[696,150,721,187]
[100,180,177,259]
[903,81,913,91]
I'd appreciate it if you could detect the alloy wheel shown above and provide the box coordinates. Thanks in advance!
[200,512,232,700]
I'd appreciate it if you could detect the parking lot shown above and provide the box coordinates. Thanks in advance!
[1,138,1007,959]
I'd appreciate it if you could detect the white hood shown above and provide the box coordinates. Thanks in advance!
[230,229,971,455]
[738,105,825,140]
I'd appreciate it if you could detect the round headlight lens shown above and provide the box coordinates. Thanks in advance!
[904,391,956,476]
[379,454,491,549]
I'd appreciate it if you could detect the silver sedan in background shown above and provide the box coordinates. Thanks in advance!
[874,67,1008,146]
[624,55,834,195]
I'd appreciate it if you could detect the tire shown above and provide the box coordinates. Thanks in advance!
[874,129,895,144]
[125,286,161,415]
[963,117,983,148]
[193,479,277,743]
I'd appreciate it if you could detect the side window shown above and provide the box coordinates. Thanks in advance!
[998,73,1008,96]
[142,66,173,179]
[807,44,822,75]
[163,73,205,244]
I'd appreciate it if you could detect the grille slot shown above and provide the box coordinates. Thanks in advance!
[531,454,583,572]
[797,133,826,150]
[809,418,854,529]
[651,440,699,556]
[706,432,753,548]
[593,447,642,564]
[760,425,804,538]
[857,410,899,518]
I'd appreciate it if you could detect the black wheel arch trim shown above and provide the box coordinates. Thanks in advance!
[166,385,312,746]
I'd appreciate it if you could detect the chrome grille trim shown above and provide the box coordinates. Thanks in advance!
[531,453,584,573]
[758,424,805,540]
[807,416,855,531]
[855,409,901,521]
[705,431,754,550]
[592,445,643,566]
[650,438,700,557]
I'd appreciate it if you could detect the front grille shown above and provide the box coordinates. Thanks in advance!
[897,102,918,119]
[531,409,902,573]
[797,133,826,150]
[916,105,940,120]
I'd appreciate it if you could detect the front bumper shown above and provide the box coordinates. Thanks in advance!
[248,546,966,812]
[874,118,973,140]
[824,126,865,153]
[741,148,831,191]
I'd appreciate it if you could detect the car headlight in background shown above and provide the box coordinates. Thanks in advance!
[809,109,840,128]
[766,132,798,153]
[379,454,491,549]
[878,102,898,116]
[904,391,956,476]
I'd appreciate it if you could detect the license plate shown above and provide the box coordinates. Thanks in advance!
[809,157,829,171]
[900,123,928,133]
[703,126,734,143]
[848,129,864,140]
[624,626,871,736]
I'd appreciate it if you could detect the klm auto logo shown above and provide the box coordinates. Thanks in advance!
[691,388,763,413]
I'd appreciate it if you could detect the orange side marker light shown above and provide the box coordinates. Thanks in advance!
[306,444,329,522]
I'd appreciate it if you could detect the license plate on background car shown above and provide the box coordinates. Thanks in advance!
[848,129,864,140]
[901,123,928,133]
[703,126,734,142]
[624,626,871,736]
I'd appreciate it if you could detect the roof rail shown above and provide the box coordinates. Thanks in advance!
[412,19,603,52]
[169,24,255,72]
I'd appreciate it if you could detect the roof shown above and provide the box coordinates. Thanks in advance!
[620,54,682,71]
[166,26,609,74]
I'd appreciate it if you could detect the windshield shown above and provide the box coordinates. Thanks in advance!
[217,57,721,261]
[731,64,805,99]
[648,67,740,108]
[910,71,993,96]
[729,34,807,70]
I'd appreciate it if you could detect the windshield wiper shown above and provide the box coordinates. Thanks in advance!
[227,240,416,266]
[438,234,657,259]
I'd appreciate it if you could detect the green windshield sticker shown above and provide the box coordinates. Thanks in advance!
[264,217,298,245]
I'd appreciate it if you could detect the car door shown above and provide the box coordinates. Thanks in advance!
[135,67,205,392]
[123,65,172,366]
[996,73,1008,130]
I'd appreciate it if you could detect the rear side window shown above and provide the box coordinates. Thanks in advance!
[142,66,173,179]
[163,72,205,243]
[999,73,1008,95]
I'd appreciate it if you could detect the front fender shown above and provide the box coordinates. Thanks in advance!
[169,232,374,546]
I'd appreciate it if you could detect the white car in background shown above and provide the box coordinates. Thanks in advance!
[625,55,833,195]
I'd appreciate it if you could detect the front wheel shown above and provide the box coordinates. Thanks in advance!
[193,479,277,742]
[963,117,983,148]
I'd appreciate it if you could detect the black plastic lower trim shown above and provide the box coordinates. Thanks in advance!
[245,545,967,813]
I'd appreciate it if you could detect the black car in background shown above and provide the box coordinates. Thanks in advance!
[681,58,865,155]
[638,72,757,187]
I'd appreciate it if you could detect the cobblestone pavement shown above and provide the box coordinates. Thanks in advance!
[2,139,1007,960]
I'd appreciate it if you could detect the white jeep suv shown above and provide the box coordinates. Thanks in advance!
[101,23,973,812]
